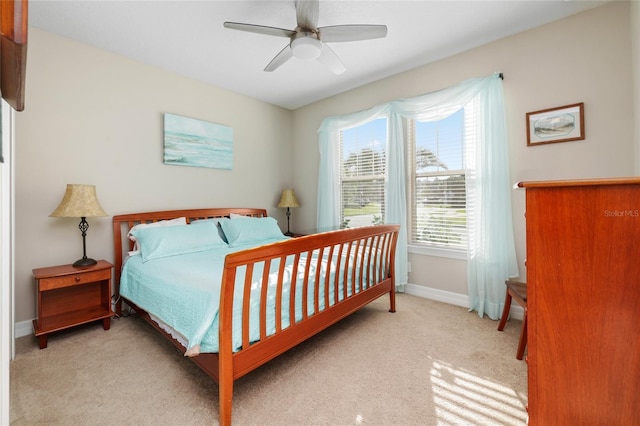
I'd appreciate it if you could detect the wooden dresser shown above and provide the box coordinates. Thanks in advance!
[518,178,640,424]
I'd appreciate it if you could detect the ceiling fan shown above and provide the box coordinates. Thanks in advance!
[223,0,387,75]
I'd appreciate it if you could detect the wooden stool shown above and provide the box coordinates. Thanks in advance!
[497,280,527,360]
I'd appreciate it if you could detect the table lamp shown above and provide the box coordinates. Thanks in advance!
[50,184,108,267]
[277,189,300,236]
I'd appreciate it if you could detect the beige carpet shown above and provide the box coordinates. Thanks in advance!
[10,294,528,425]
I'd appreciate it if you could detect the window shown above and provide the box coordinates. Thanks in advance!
[320,73,514,288]
[407,108,473,252]
[339,118,387,228]
[337,109,475,253]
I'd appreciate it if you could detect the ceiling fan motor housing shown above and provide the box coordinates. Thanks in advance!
[290,32,322,60]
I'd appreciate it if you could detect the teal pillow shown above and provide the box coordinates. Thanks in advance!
[220,216,287,247]
[191,218,230,243]
[132,222,227,262]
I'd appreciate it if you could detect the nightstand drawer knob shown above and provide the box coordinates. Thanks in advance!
[75,276,81,282]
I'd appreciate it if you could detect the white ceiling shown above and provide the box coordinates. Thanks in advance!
[29,0,607,110]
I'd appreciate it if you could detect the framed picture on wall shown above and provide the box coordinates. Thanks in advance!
[163,113,234,170]
[526,102,584,146]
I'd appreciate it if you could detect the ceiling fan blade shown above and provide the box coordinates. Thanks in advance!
[295,0,319,30]
[224,22,295,38]
[264,45,294,72]
[319,25,388,42]
[317,44,345,75]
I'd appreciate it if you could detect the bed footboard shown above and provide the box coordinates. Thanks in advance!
[217,225,399,425]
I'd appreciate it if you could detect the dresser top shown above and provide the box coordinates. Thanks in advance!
[517,177,640,189]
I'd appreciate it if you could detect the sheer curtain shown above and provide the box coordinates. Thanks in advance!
[317,73,518,304]
[465,76,519,319]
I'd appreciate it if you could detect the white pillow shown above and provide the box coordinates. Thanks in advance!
[127,217,187,256]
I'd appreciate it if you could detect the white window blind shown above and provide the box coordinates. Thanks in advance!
[339,118,387,228]
[408,108,474,251]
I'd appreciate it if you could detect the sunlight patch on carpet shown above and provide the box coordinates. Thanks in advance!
[431,361,528,425]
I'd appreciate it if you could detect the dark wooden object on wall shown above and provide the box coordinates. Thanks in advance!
[0,0,28,111]
[519,178,640,425]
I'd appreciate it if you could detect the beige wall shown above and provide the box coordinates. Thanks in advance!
[292,2,634,295]
[14,29,293,323]
[13,2,636,324]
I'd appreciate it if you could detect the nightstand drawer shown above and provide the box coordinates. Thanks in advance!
[39,268,111,291]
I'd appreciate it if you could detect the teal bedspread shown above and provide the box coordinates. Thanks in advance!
[120,240,372,354]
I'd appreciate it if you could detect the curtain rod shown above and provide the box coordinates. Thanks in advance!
[499,72,504,80]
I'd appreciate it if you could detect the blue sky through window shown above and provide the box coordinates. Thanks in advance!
[416,109,464,171]
[341,118,387,160]
[341,111,464,171]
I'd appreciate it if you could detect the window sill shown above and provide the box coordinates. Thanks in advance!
[408,244,467,260]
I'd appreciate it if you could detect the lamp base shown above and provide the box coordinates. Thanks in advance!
[73,257,97,267]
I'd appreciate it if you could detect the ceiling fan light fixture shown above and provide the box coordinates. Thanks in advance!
[224,1,388,73]
[291,35,322,60]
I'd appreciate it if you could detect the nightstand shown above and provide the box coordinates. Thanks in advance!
[32,260,114,349]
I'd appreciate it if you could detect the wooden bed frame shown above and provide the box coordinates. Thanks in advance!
[112,208,399,425]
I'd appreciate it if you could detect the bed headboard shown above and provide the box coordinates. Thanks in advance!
[111,208,268,309]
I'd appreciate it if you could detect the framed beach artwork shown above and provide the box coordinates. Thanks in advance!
[526,102,584,146]
[163,113,233,169]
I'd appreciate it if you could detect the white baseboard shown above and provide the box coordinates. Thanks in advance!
[404,283,524,321]
[14,284,523,338]
[15,320,33,339]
